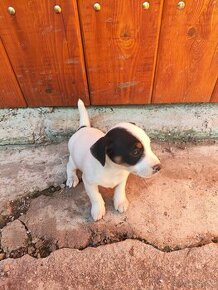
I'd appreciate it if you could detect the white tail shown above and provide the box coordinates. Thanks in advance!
[78,99,91,127]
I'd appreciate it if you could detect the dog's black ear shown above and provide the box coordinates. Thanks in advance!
[90,136,108,166]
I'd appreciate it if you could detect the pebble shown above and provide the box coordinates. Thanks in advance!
[0,253,6,261]
[3,264,11,272]
[28,246,35,255]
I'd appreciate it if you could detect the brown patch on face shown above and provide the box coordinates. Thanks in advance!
[135,142,143,149]
[113,156,123,164]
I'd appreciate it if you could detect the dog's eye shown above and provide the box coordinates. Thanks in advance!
[131,148,141,156]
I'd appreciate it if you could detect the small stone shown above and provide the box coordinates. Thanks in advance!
[0,253,6,260]
[50,243,57,252]
[3,264,11,272]
[60,184,65,189]
[1,220,28,253]
[27,246,35,255]
[35,239,43,249]
[32,238,39,244]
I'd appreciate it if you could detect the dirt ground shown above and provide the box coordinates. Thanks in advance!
[0,140,218,289]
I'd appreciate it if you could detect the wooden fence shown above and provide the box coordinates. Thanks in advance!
[0,0,217,107]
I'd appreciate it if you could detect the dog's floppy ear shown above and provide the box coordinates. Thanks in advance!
[90,136,108,166]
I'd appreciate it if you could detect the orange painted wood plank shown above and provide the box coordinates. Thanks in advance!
[0,39,26,108]
[0,0,89,107]
[78,0,164,105]
[210,78,218,102]
[152,0,218,103]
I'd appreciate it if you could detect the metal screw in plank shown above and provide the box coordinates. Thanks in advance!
[142,2,150,9]
[93,3,101,11]
[177,1,186,10]
[8,7,16,15]
[54,5,62,13]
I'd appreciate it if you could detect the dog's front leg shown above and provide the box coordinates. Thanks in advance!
[83,178,105,221]
[114,177,129,213]
[66,156,79,188]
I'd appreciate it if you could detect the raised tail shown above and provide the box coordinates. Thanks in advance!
[78,99,91,128]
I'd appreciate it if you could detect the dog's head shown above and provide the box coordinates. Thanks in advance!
[90,122,161,177]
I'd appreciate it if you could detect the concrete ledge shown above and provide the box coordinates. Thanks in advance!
[0,103,218,146]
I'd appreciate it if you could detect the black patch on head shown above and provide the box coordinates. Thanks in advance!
[106,128,144,166]
[90,136,108,166]
[90,128,144,167]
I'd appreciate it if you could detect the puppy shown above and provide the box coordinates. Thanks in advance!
[67,99,161,221]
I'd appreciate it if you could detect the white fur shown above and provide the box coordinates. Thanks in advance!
[78,99,90,127]
[67,100,160,221]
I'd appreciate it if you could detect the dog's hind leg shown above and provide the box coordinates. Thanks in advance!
[66,156,79,188]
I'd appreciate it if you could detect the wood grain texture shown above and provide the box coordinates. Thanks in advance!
[0,0,89,107]
[0,39,26,108]
[78,0,164,105]
[210,78,218,101]
[152,0,218,103]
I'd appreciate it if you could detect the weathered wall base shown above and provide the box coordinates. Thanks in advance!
[1,103,217,146]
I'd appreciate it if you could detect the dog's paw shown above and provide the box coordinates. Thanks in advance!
[66,178,73,188]
[114,198,129,213]
[91,202,106,221]
[66,176,79,188]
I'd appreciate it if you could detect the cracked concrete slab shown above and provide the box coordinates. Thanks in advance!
[10,142,217,251]
[0,240,217,289]
[1,220,28,253]
[0,141,218,289]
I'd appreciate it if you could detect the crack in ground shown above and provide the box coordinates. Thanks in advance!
[80,229,218,253]
[0,185,61,260]
[1,224,217,262]
[0,185,62,230]
[0,183,217,262]
[0,218,58,260]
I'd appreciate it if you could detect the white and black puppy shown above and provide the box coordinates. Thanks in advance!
[67,100,161,221]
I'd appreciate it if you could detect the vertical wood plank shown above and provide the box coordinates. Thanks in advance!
[152,0,218,103]
[210,79,218,102]
[0,39,26,108]
[0,0,89,107]
[78,0,164,105]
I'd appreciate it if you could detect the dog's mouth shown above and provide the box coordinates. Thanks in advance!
[132,168,161,178]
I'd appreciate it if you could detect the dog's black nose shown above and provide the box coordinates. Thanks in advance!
[152,164,161,172]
